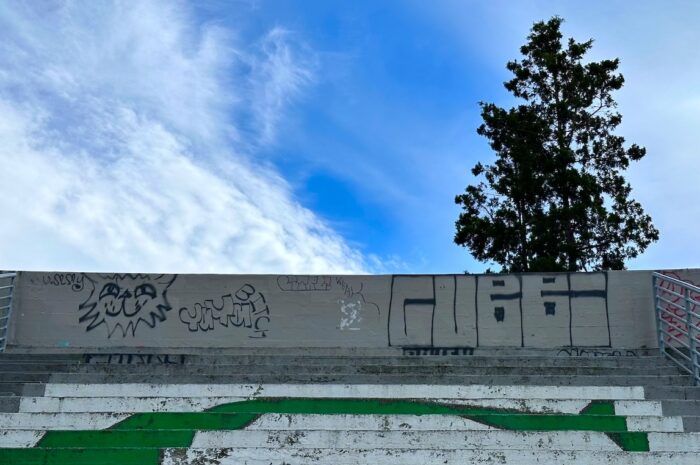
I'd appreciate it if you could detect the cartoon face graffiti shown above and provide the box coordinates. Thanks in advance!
[78,274,177,338]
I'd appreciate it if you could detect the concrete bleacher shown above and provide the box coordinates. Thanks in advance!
[1,348,700,464]
[3,270,700,463]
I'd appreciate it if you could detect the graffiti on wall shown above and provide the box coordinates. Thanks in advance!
[388,273,610,348]
[402,346,474,356]
[278,275,379,331]
[78,274,177,338]
[83,353,185,364]
[557,347,639,357]
[277,275,332,292]
[179,284,271,338]
[30,273,86,292]
[656,271,700,344]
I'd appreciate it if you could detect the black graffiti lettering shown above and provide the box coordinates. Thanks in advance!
[494,306,505,322]
[42,273,85,291]
[544,302,556,316]
[389,272,611,349]
[401,346,474,356]
[490,292,522,301]
[235,284,256,301]
[541,289,606,298]
[83,353,185,364]
[557,347,638,357]
[179,283,270,338]
[277,275,332,292]
[231,302,253,328]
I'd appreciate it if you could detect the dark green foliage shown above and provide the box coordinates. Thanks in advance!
[455,17,658,272]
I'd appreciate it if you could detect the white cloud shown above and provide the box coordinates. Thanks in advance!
[0,0,367,273]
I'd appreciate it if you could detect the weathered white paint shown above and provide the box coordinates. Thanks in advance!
[18,396,244,414]
[245,414,496,431]
[614,400,663,416]
[160,448,700,465]
[626,416,684,433]
[190,430,623,451]
[17,396,661,415]
[2,428,698,452]
[648,432,700,452]
[10,269,688,349]
[43,383,647,400]
[0,412,128,430]
[0,430,43,448]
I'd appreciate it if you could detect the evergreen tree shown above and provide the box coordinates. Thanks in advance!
[455,17,658,272]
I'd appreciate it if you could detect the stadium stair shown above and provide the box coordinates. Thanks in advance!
[1,348,700,464]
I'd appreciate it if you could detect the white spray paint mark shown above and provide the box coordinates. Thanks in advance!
[339,297,362,331]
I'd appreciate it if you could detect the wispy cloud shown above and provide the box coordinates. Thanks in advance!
[0,0,367,273]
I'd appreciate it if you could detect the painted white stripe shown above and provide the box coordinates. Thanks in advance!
[0,413,129,430]
[0,430,43,448]
[160,448,700,465]
[43,384,646,400]
[1,411,682,434]
[626,416,684,433]
[18,397,234,414]
[246,414,496,431]
[648,432,700,452]
[19,397,625,414]
[190,430,622,451]
[614,400,663,416]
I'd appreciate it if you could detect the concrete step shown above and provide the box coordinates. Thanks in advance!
[2,447,698,465]
[2,347,662,357]
[41,383,648,399]
[36,373,691,386]
[0,365,682,376]
[15,397,663,415]
[644,386,700,400]
[81,353,668,365]
[683,416,700,432]
[2,429,696,451]
[0,355,673,369]
[193,430,700,452]
[0,399,664,427]
[662,400,700,416]
[0,396,19,413]
[0,357,677,366]
[0,384,38,397]
[164,447,700,464]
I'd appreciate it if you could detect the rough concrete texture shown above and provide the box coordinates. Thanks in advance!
[7,269,700,349]
[2,351,700,464]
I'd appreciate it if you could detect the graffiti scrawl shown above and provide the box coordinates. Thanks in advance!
[78,274,177,338]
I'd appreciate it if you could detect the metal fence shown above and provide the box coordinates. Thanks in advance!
[652,271,700,385]
[0,272,17,352]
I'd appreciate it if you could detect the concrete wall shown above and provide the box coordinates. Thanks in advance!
[6,269,699,350]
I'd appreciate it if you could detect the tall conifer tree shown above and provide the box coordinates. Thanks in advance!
[455,17,658,272]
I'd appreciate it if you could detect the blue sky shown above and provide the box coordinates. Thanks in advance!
[0,1,698,274]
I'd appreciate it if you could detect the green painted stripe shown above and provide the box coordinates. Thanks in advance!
[471,412,627,433]
[580,400,616,416]
[0,447,160,465]
[210,398,632,434]
[0,397,651,461]
[607,432,651,452]
[37,430,194,448]
[111,412,258,431]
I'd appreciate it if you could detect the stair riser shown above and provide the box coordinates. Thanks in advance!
[35,374,689,386]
